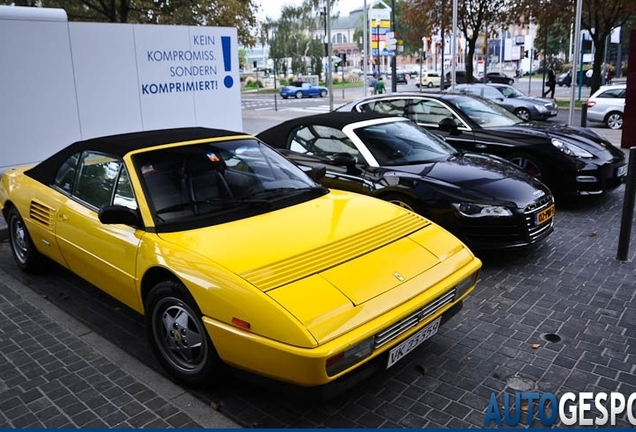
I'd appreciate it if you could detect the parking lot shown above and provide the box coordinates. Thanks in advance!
[0,115,635,428]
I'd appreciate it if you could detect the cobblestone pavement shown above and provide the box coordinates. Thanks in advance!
[0,128,635,428]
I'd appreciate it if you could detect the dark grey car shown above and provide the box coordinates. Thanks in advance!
[452,83,558,121]
[485,72,515,85]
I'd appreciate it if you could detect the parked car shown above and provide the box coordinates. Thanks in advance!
[586,84,626,130]
[280,81,328,99]
[395,72,409,84]
[258,112,555,251]
[558,70,592,87]
[452,83,558,121]
[0,127,481,388]
[484,72,515,85]
[336,93,627,197]
[416,71,442,88]
[445,70,478,85]
[557,71,571,87]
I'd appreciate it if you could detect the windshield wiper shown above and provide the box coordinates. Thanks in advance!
[248,185,328,198]
[155,197,273,215]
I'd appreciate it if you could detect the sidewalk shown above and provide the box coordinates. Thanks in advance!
[0,248,238,427]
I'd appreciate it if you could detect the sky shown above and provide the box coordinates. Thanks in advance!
[256,0,364,21]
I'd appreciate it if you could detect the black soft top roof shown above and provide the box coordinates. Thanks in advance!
[26,127,246,185]
[256,111,400,148]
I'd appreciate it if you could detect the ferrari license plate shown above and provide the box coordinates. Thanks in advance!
[535,204,555,225]
[387,317,441,368]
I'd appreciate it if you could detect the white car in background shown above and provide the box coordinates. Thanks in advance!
[586,84,626,130]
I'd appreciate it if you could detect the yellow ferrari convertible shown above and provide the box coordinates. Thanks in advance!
[0,127,481,388]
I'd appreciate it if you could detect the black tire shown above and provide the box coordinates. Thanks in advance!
[427,82,434,88]
[507,153,545,180]
[508,79,514,85]
[295,91,303,99]
[514,107,531,121]
[605,111,623,130]
[145,280,223,386]
[7,206,43,273]
[320,89,327,97]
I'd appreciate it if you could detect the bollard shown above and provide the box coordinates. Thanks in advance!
[616,147,636,261]
[580,103,587,127]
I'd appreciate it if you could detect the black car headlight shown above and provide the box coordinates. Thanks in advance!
[455,203,513,218]
[551,138,593,158]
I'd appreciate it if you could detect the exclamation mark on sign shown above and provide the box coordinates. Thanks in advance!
[221,36,233,89]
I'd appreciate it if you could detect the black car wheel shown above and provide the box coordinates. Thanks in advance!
[605,112,623,130]
[514,107,531,121]
[508,79,514,85]
[382,193,418,213]
[427,82,434,88]
[146,280,223,386]
[295,91,303,99]
[8,206,43,273]
[320,89,327,97]
[508,153,544,179]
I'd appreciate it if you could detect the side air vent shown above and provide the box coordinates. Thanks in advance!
[29,201,54,230]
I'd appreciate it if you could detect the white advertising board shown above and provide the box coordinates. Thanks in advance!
[0,6,242,171]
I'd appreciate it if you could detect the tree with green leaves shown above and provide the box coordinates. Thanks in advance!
[521,0,636,93]
[30,0,260,46]
[262,0,337,78]
[403,0,517,81]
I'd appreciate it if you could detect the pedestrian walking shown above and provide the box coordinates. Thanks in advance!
[369,74,378,95]
[543,67,556,98]
[376,76,385,94]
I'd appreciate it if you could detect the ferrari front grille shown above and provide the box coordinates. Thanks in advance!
[373,289,456,349]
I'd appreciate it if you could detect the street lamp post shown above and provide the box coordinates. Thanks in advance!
[390,0,397,92]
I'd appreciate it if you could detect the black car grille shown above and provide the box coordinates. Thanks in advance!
[460,194,555,247]
[373,289,456,349]
[525,194,555,241]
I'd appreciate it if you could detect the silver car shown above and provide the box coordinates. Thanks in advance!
[452,83,558,121]
[586,84,626,130]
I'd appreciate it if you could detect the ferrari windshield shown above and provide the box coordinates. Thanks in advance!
[453,95,524,127]
[353,120,457,166]
[133,138,324,228]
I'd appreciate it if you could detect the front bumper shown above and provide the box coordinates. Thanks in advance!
[202,254,480,387]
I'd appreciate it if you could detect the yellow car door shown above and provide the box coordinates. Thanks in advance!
[55,151,143,309]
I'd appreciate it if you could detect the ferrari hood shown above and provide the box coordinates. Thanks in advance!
[157,189,479,345]
[157,190,457,292]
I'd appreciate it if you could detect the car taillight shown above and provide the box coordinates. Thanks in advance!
[587,100,596,107]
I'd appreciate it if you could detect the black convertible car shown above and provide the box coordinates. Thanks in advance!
[258,112,555,251]
[336,93,626,197]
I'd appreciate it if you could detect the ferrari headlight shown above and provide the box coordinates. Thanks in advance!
[551,138,593,158]
[326,337,374,376]
[455,203,513,218]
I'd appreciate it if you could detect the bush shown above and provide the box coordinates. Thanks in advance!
[243,76,264,89]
